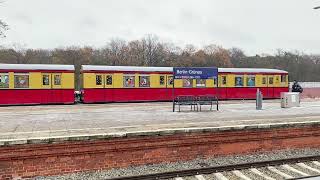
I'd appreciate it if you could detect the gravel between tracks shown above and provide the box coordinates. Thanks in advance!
[33,148,320,180]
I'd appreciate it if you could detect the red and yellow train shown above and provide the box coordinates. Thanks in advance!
[0,64,289,105]
[81,65,289,103]
[0,64,75,105]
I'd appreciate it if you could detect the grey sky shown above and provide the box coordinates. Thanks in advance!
[0,0,319,55]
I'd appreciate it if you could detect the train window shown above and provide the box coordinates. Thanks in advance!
[246,76,255,87]
[139,75,150,87]
[0,74,9,88]
[281,75,286,82]
[106,75,112,85]
[183,79,193,88]
[160,75,165,85]
[269,77,274,84]
[42,75,50,86]
[262,77,267,85]
[222,76,227,85]
[235,76,243,87]
[54,74,62,85]
[168,76,173,85]
[123,75,135,87]
[196,79,206,87]
[14,74,29,88]
[96,75,102,85]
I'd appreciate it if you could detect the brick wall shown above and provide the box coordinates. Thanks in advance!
[1,126,320,179]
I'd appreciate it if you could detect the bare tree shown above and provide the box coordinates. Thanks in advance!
[105,38,127,66]
[183,44,197,56]
[0,20,8,38]
[142,34,162,66]
[127,40,145,66]
[0,1,8,39]
[204,44,233,67]
[229,47,246,66]
[6,43,27,64]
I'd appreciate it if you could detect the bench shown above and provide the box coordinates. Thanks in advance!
[173,95,219,112]
[196,95,219,111]
[173,95,197,112]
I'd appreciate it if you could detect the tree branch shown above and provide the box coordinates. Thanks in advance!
[0,19,8,38]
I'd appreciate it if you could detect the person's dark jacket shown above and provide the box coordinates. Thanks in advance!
[292,83,303,93]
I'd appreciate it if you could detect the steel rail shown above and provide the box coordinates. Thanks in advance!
[108,155,320,180]
[289,175,320,180]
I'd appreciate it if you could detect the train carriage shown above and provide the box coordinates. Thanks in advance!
[0,64,75,105]
[81,65,289,103]
[219,68,289,99]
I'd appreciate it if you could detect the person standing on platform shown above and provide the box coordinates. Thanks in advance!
[292,80,303,93]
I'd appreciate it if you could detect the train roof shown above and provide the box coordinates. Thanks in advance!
[82,65,172,72]
[81,65,288,74]
[219,68,288,73]
[0,64,75,71]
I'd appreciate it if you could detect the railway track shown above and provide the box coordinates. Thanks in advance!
[110,155,320,180]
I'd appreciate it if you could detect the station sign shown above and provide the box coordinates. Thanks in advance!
[173,67,218,79]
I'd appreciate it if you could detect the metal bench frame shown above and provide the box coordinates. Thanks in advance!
[173,95,219,112]
[196,95,219,111]
[174,95,198,112]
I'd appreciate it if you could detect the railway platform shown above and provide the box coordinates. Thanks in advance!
[1,99,320,143]
[1,99,320,179]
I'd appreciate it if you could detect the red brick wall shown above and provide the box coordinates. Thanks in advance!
[1,126,320,179]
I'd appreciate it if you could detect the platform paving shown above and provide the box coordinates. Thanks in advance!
[1,99,320,145]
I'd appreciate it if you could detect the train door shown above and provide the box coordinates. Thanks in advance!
[156,74,167,101]
[105,74,113,102]
[273,75,281,97]
[95,73,105,102]
[246,75,257,99]
[218,74,228,99]
[52,73,63,103]
[257,75,268,99]
[267,75,274,98]
[41,73,52,103]
[166,74,174,100]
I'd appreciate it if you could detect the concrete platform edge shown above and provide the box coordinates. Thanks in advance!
[1,120,320,147]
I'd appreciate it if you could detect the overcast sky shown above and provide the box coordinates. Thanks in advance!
[1,0,320,55]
